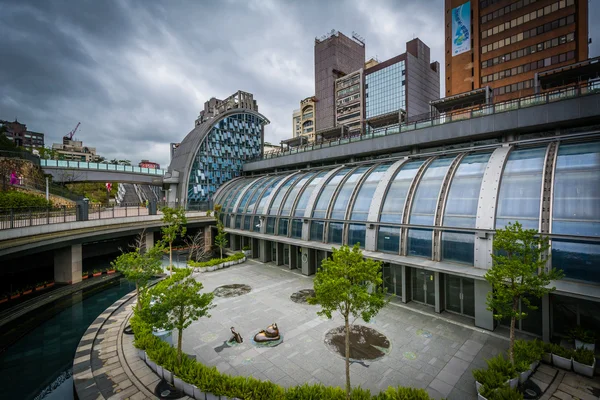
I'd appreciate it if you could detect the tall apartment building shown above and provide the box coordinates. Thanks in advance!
[1,119,44,149]
[445,0,588,102]
[52,138,100,162]
[335,69,364,135]
[292,97,316,142]
[365,39,440,130]
[314,31,365,133]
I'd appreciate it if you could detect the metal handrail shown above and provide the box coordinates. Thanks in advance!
[39,160,166,176]
[253,81,600,162]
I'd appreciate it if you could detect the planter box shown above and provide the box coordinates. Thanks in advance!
[530,360,540,371]
[519,368,532,383]
[107,270,116,274]
[208,266,216,272]
[0,297,7,304]
[82,275,89,280]
[183,381,195,397]
[174,376,184,391]
[575,340,595,352]
[163,368,173,384]
[10,294,20,300]
[573,358,596,378]
[475,381,482,393]
[552,353,572,370]
[507,377,518,389]
[193,385,206,400]
[22,290,32,295]
[46,282,54,288]
[542,352,552,364]
[477,393,488,400]
[156,365,164,379]
[35,286,45,291]
[93,273,102,277]
[206,393,219,400]
[138,349,146,361]
[146,358,157,373]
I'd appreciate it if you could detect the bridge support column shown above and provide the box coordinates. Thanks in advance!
[145,231,154,250]
[204,227,212,254]
[54,244,83,284]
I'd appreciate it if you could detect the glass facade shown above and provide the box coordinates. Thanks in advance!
[380,160,424,223]
[295,171,329,217]
[365,60,406,119]
[187,113,266,204]
[312,169,352,218]
[350,164,391,220]
[329,167,370,220]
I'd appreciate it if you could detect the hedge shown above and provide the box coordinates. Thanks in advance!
[130,315,432,399]
[188,252,245,269]
[0,191,52,209]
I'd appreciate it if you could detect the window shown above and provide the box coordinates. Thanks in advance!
[278,218,289,236]
[310,221,324,241]
[377,226,400,253]
[328,223,343,244]
[348,224,366,248]
[291,219,303,238]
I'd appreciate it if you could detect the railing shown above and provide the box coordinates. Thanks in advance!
[255,81,600,162]
[1,176,83,202]
[0,150,40,166]
[0,201,213,230]
[40,160,166,176]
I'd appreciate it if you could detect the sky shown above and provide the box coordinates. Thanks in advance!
[1,0,599,168]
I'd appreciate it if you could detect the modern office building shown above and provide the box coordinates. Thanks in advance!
[314,31,365,133]
[335,69,364,135]
[445,0,589,102]
[52,137,99,162]
[214,81,600,341]
[365,38,440,130]
[164,91,269,207]
[1,119,44,149]
[292,97,316,143]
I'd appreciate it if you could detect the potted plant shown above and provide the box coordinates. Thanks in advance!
[107,268,116,274]
[35,281,46,291]
[82,272,89,280]
[570,326,596,352]
[551,344,574,370]
[572,347,596,378]
[92,269,102,277]
[473,368,505,394]
[10,290,20,300]
[486,354,518,389]
[46,281,55,288]
[22,285,33,296]
[516,360,532,383]
[0,294,7,304]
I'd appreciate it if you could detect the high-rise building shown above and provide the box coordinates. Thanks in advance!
[1,119,44,149]
[335,69,364,135]
[292,97,316,143]
[365,39,440,130]
[314,30,365,133]
[445,0,588,102]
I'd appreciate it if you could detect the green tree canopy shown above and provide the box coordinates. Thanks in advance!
[308,244,386,399]
[485,221,563,363]
[160,206,187,276]
[213,204,227,259]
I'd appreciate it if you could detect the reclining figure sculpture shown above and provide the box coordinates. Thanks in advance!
[253,323,280,342]
[230,327,243,344]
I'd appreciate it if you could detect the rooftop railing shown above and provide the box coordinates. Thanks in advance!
[255,81,600,162]
[40,160,166,175]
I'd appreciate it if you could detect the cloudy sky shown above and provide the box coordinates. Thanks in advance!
[1,0,599,168]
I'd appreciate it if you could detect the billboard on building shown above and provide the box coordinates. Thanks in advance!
[452,1,471,56]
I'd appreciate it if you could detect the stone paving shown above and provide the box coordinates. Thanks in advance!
[180,260,510,399]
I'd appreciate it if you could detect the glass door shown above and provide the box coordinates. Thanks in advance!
[382,264,402,298]
[271,243,277,263]
[462,279,475,317]
[412,269,434,306]
[283,245,290,266]
[445,276,475,317]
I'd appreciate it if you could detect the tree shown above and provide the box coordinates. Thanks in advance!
[308,244,386,399]
[111,230,165,310]
[183,229,210,262]
[146,267,214,364]
[160,206,187,276]
[485,222,563,364]
[213,204,227,259]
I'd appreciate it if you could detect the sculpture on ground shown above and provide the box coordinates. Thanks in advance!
[229,327,243,344]
[253,323,280,342]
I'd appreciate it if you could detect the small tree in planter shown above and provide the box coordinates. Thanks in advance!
[485,222,563,364]
[569,326,596,352]
[308,244,386,400]
[213,205,228,260]
[146,268,214,364]
[160,206,188,277]
[183,230,210,263]
[111,231,165,310]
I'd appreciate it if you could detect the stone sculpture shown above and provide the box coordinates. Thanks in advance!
[253,323,280,342]
[229,327,243,344]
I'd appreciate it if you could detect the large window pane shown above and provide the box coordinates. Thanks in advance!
[443,153,491,228]
[348,224,366,248]
[278,218,289,236]
[235,215,242,229]
[246,176,282,213]
[294,171,329,217]
[496,147,546,229]
[377,226,400,253]
[380,160,424,223]
[255,176,285,213]
[328,222,344,244]
[243,215,251,230]
[242,176,277,213]
[280,172,316,216]
[408,229,432,258]
[225,179,257,212]
[441,231,475,265]
[313,169,352,218]
[234,176,269,212]
[251,217,261,232]
[552,142,600,236]
[310,221,324,241]
[330,167,370,220]
[291,219,303,238]
[266,217,276,234]
[410,157,455,226]
[269,174,304,215]
[350,164,392,220]
[552,240,600,283]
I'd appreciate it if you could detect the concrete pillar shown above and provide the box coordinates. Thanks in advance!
[259,240,270,263]
[276,242,284,266]
[401,266,408,303]
[301,247,315,276]
[434,271,441,313]
[474,279,494,331]
[203,227,212,254]
[145,231,154,250]
[542,294,550,342]
[54,244,83,284]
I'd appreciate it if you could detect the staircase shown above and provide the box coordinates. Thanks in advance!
[117,183,141,206]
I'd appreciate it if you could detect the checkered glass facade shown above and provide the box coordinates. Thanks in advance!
[365,61,406,119]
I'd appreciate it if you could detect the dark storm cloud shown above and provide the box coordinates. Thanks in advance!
[1,0,598,167]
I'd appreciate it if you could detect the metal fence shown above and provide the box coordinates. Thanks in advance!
[40,159,166,175]
[255,81,600,161]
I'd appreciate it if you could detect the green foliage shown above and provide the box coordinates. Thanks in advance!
[372,387,433,400]
[0,191,52,208]
[213,205,228,259]
[513,339,544,365]
[145,267,214,364]
[550,344,574,359]
[573,347,595,366]
[486,354,517,380]
[485,222,563,363]
[188,252,245,269]
[160,206,187,275]
[569,326,596,344]
[309,244,386,398]
[65,182,118,203]
[473,367,507,391]
[242,245,251,251]
[481,386,524,400]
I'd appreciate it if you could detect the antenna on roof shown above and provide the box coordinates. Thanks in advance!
[352,31,365,46]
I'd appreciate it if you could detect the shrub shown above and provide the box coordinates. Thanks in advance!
[550,344,574,359]
[473,368,507,390]
[373,387,432,399]
[569,326,596,344]
[0,191,52,208]
[242,245,251,251]
[482,386,524,400]
[486,354,517,380]
[514,339,544,365]
[573,347,595,366]
[188,252,245,269]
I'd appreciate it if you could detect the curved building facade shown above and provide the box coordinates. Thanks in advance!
[165,91,269,207]
[214,137,600,337]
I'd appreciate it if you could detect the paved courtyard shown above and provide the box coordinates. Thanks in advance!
[181,259,509,399]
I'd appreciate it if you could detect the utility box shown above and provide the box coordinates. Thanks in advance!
[76,199,89,221]
[149,199,157,215]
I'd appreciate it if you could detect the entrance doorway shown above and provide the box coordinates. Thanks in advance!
[412,269,435,306]
[445,276,475,317]
[382,264,403,299]
[271,243,277,263]
[283,245,290,266]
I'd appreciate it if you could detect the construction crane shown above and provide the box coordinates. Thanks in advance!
[64,122,80,141]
